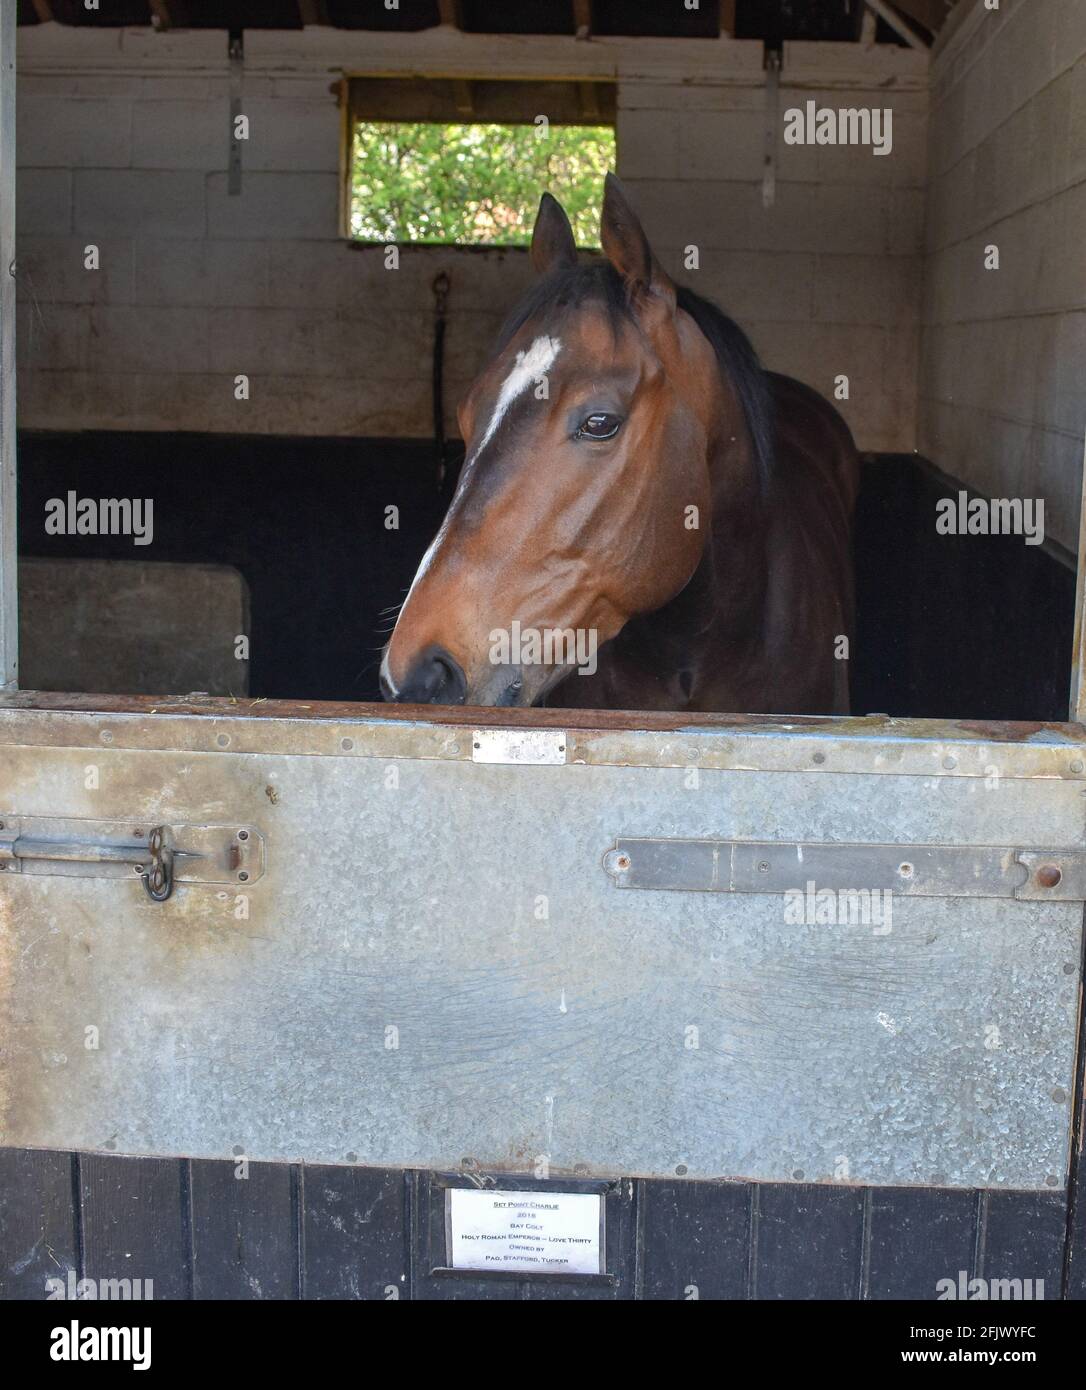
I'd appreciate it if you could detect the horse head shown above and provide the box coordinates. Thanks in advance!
[381,174,736,707]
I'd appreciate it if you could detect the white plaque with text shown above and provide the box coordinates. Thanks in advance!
[446,1188,604,1275]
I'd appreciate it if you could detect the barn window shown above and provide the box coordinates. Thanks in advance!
[346,78,616,247]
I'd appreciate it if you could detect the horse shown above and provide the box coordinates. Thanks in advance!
[381,173,859,715]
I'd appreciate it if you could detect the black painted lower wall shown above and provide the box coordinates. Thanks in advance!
[1,1150,1082,1301]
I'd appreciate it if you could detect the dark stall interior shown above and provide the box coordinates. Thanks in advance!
[16,431,1075,722]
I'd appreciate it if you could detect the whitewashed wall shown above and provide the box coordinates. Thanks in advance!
[14,25,926,453]
[622,52,927,454]
[920,0,1086,552]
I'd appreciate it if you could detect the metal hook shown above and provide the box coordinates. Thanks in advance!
[432,270,450,317]
[141,826,174,902]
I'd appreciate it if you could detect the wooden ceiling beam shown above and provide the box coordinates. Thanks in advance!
[573,0,592,40]
[437,0,463,28]
[861,0,930,49]
[718,0,736,38]
[577,80,600,120]
[889,0,954,33]
[148,0,189,30]
[297,0,330,25]
[453,78,474,115]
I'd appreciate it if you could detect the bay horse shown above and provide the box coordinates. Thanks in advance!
[381,174,858,714]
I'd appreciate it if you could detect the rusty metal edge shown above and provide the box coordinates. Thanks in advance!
[0,1139,1064,1191]
[0,1,16,695]
[0,691,1085,779]
[1071,431,1086,721]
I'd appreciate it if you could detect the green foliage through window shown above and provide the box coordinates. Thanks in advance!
[350,122,615,247]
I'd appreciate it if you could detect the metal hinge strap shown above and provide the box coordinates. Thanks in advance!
[603,839,1086,901]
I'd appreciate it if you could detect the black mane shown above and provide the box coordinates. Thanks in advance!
[495,261,775,485]
[674,283,775,488]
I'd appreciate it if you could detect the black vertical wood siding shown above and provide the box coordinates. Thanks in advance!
[4,1152,1083,1301]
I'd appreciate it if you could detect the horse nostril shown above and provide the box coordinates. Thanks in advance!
[394,645,467,705]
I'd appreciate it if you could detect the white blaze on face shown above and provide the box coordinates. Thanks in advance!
[473,333,562,462]
[395,333,563,622]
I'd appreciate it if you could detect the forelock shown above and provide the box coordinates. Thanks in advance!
[494,262,633,358]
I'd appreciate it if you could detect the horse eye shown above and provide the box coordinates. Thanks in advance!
[576,412,622,441]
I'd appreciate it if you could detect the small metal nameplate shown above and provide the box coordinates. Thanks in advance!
[471,729,567,766]
[446,1188,603,1275]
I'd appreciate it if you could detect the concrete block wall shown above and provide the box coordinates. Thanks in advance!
[920,0,1086,553]
[620,71,927,453]
[15,27,925,453]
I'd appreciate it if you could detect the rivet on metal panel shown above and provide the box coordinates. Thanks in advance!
[943,756,957,769]
[812,752,826,765]
[99,729,113,744]
[603,849,631,875]
[1071,760,1084,774]
[341,737,354,751]
[216,733,230,747]
[1052,1088,1068,1104]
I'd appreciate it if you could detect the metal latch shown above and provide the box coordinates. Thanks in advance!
[0,816,265,902]
[603,839,1086,901]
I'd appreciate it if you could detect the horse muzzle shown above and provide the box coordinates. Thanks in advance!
[381,643,467,705]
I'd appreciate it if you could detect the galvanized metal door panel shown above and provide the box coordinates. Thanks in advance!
[0,700,1082,1190]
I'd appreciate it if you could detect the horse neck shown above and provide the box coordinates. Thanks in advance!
[651,377,770,648]
[706,411,771,631]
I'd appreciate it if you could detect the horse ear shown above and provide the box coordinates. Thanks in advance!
[600,172,675,312]
[531,193,578,274]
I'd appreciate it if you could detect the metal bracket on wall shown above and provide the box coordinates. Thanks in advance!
[603,838,1086,901]
[228,31,244,196]
[0,815,264,901]
[762,48,780,209]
